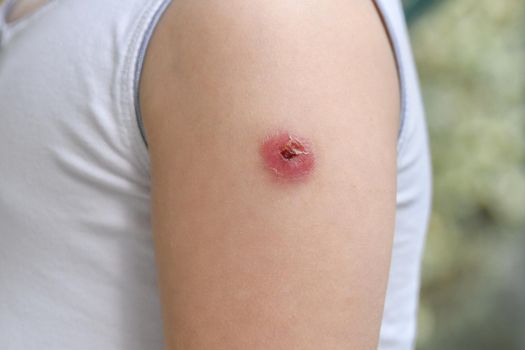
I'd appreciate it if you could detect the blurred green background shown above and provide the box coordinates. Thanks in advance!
[402,0,525,349]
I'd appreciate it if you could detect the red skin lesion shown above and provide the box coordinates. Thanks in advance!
[259,131,315,183]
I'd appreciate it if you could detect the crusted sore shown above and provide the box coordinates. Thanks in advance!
[260,131,315,182]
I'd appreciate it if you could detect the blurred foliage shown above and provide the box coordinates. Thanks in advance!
[403,0,525,349]
[403,0,441,23]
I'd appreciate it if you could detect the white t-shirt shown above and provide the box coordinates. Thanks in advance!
[0,0,432,349]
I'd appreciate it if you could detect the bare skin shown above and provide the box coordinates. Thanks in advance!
[140,1,400,349]
[4,0,49,23]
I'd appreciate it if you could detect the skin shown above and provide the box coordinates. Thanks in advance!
[140,1,400,349]
[4,0,49,23]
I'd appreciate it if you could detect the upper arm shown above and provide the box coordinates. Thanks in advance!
[140,1,400,349]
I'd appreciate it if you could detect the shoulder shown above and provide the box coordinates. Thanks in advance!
[138,0,400,147]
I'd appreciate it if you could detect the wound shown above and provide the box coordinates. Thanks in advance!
[280,138,309,160]
[260,131,315,182]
